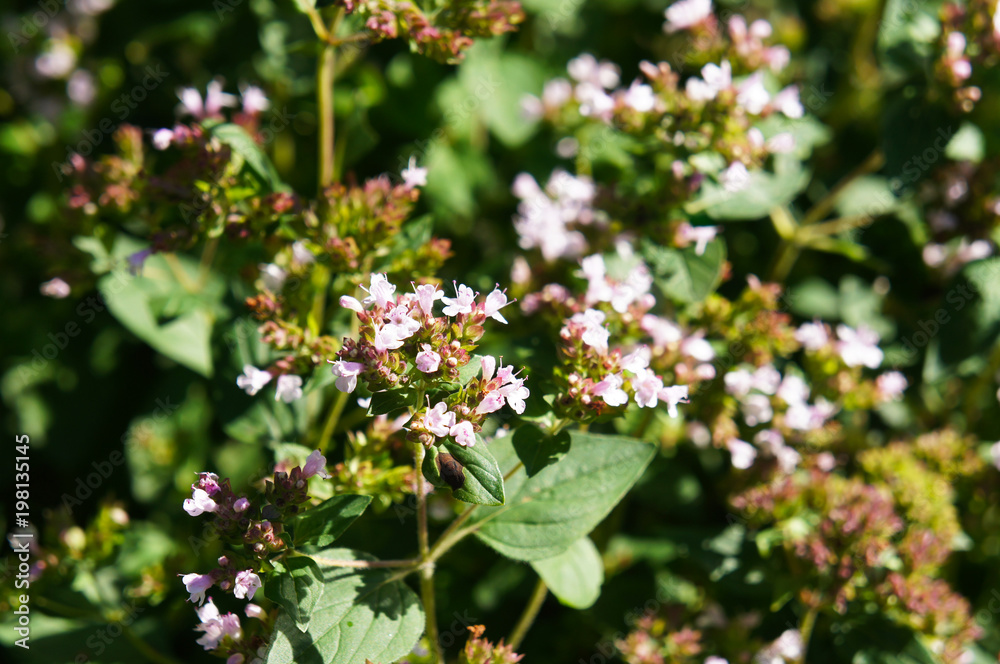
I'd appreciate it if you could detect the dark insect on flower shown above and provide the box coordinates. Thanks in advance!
[437,453,465,490]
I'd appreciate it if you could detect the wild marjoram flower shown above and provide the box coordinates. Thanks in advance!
[330,273,526,448]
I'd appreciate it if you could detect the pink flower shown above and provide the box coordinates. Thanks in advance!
[795,321,829,350]
[152,128,174,150]
[386,305,421,337]
[632,368,663,408]
[571,308,610,352]
[237,365,272,396]
[658,384,689,417]
[373,324,404,352]
[499,379,530,414]
[676,222,720,255]
[416,346,442,373]
[720,162,750,193]
[736,72,769,114]
[484,286,512,324]
[442,283,476,316]
[340,295,364,312]
[724,368,753,398]
[450,420,476,447]
[177,79,238,120]
[621,346,651,373]
[681,335,715,361]
[245,604,265,619]
[40,277,71,298]
[402,156,427,189]
[413,283,443,316]
[424,402,456,438]
[184,489,218,517]
[241,85,270,114]
[234,497,250,512]
[836,324,883,369]
[623,80,656,112]
[361,273,396,308]
[751,365,781,394]
[742,394,773,426]
[274,375,303,403]
[481,355,497,382]
[329,360,365,393]
[876,371,907,401]
[234,570,261,600]
[180,573,214,604]
[663,0,713,33]
[475,391,505,415]
[771,86,803,118]
[594,373,628,407]
[726,438,757,469]
[194,598,242,650]
[301,450,331,479]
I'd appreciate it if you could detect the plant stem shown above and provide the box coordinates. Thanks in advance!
[420,565,443,663]
[414,442,444,664]
[198,236,219,287]
[317,389,349,453]
[799,212,886,238]
[310,554,419,568]
[795,606,819,664]
[317,41,335,191]
[123,625,189,664]
[508,578,548,650]
[801,150,884,227]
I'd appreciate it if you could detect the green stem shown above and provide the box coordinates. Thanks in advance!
[801,150,884,227]
[317,389,349,453]
[317,41,335,191]
[123,626,188,664]
[198,237,219,287]
[795,607,819,664]
[768,239,801,283]
[799,212,885,238]
[309,553,419,568]
[414,442,444,664]
[508,578,548,650]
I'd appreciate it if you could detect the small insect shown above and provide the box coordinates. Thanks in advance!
[436,453,466,491]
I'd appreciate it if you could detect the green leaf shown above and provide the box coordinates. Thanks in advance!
[530,537,604,609]
[694,156,809,221]
[211,123,284,191]
[292,495,372,549]
[367,390,416,417]
[945,122,985,163]
[98,238,227,377]
[423,437,505,506]
[641,238,727,304]
[470,431,656,561]
[264,549,424,664]
[265,556,325,631]
[456,354,486,385]
[511,424,570,477]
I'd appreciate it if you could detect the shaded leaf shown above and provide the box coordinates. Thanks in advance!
[266,556,325,631]
[530,537,603,609]
[292,495,373,549]
[264,549,424,664]
[471,431,656,561]
[511,424,570,477]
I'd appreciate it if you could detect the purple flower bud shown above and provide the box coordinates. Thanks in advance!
[234,497,250,512]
